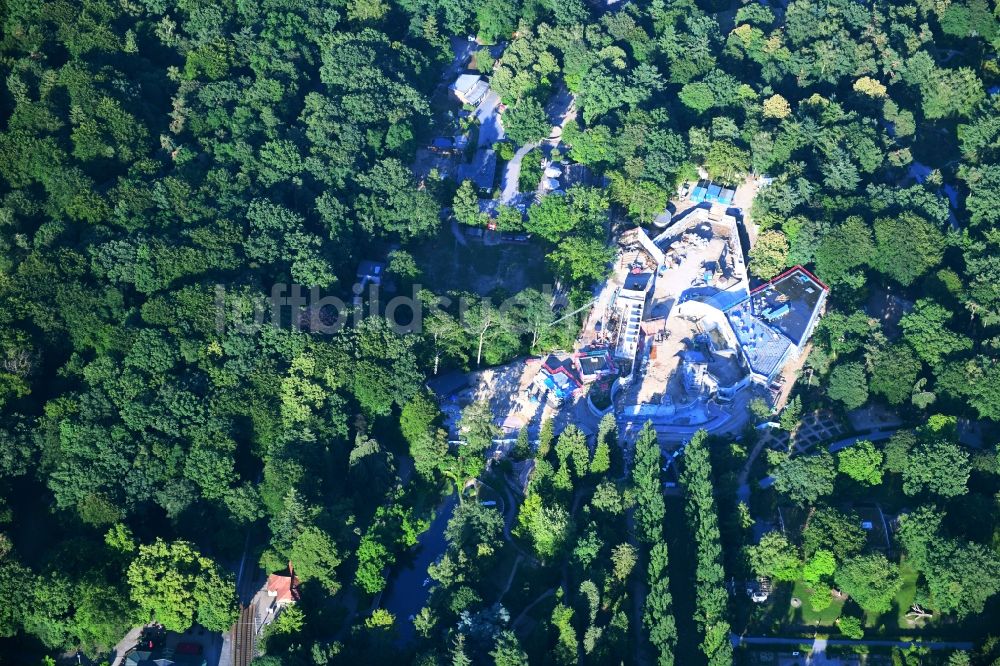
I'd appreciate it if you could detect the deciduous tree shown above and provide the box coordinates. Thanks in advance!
[746,531,801,581]
[749,230,790,280]
[902,439,970,497]
[827,362,869,410]
[837,440,883,486]
[504,98,549,146]
[773,451,836,505]
[126,539,238,632]
[835,554,902,616]
[901,300,973,366]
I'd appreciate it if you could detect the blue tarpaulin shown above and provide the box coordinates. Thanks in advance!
[763,303,790,320]
[689,180,735,205]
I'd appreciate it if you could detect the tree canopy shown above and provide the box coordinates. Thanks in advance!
[3,0,1000,659]
[126,540,238,633]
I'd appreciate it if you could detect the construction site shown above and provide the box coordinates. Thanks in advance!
[576,204,828,443]
[429,196,829,449]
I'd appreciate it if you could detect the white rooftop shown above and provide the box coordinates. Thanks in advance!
[452,74,482,93]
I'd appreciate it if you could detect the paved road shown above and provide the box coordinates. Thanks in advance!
[450,217,469,246]
[811,637,828,662]
[732,634,973,650]
[476,91,504,147]
[444,37,476,81]
[380,493,458,644]
[826,430,896,453]
[736,431,777,502]
[499,142,537,203]
[110,626,143,666]
[499,477,536,562]
[548,390,600,439]
[497,88,577,203]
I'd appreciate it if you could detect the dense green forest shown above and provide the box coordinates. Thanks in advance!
[2,0,1000,663]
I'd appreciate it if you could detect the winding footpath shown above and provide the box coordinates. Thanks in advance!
[511,588,557,631]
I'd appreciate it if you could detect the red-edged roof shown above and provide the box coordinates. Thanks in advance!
[750,265,829,295]
[541,355,583,389]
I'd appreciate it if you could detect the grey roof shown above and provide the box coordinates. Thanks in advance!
[623,271,652,292]
[748,268,826,346]
[451,74,481,94]
[578,354,611,376]
[726,301,793,380]
[451,75,489,104]
[724,267,827,379]
[466,80,489,104]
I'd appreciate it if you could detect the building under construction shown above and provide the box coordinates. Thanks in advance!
[596,207,827,441]
[725,265,829,390]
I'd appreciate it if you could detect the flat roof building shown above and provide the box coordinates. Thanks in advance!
[725,266,828,383]
[574,348,616,382]
[613,227,826,440]
[623,271,653,292]
[614,267,654,362]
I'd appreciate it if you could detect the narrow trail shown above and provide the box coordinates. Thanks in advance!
[499,477,535,562]
[736,432,773,503]
[511,588,557,630]
[496,554,524,603]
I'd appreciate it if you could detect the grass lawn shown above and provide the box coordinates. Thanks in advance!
[786,580,845,626]
[890,560,920,629]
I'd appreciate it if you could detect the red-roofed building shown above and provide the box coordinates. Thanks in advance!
[265,563,300,608]
[532,353,583,405]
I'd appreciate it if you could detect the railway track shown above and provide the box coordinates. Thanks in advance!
[231,604,256,666]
